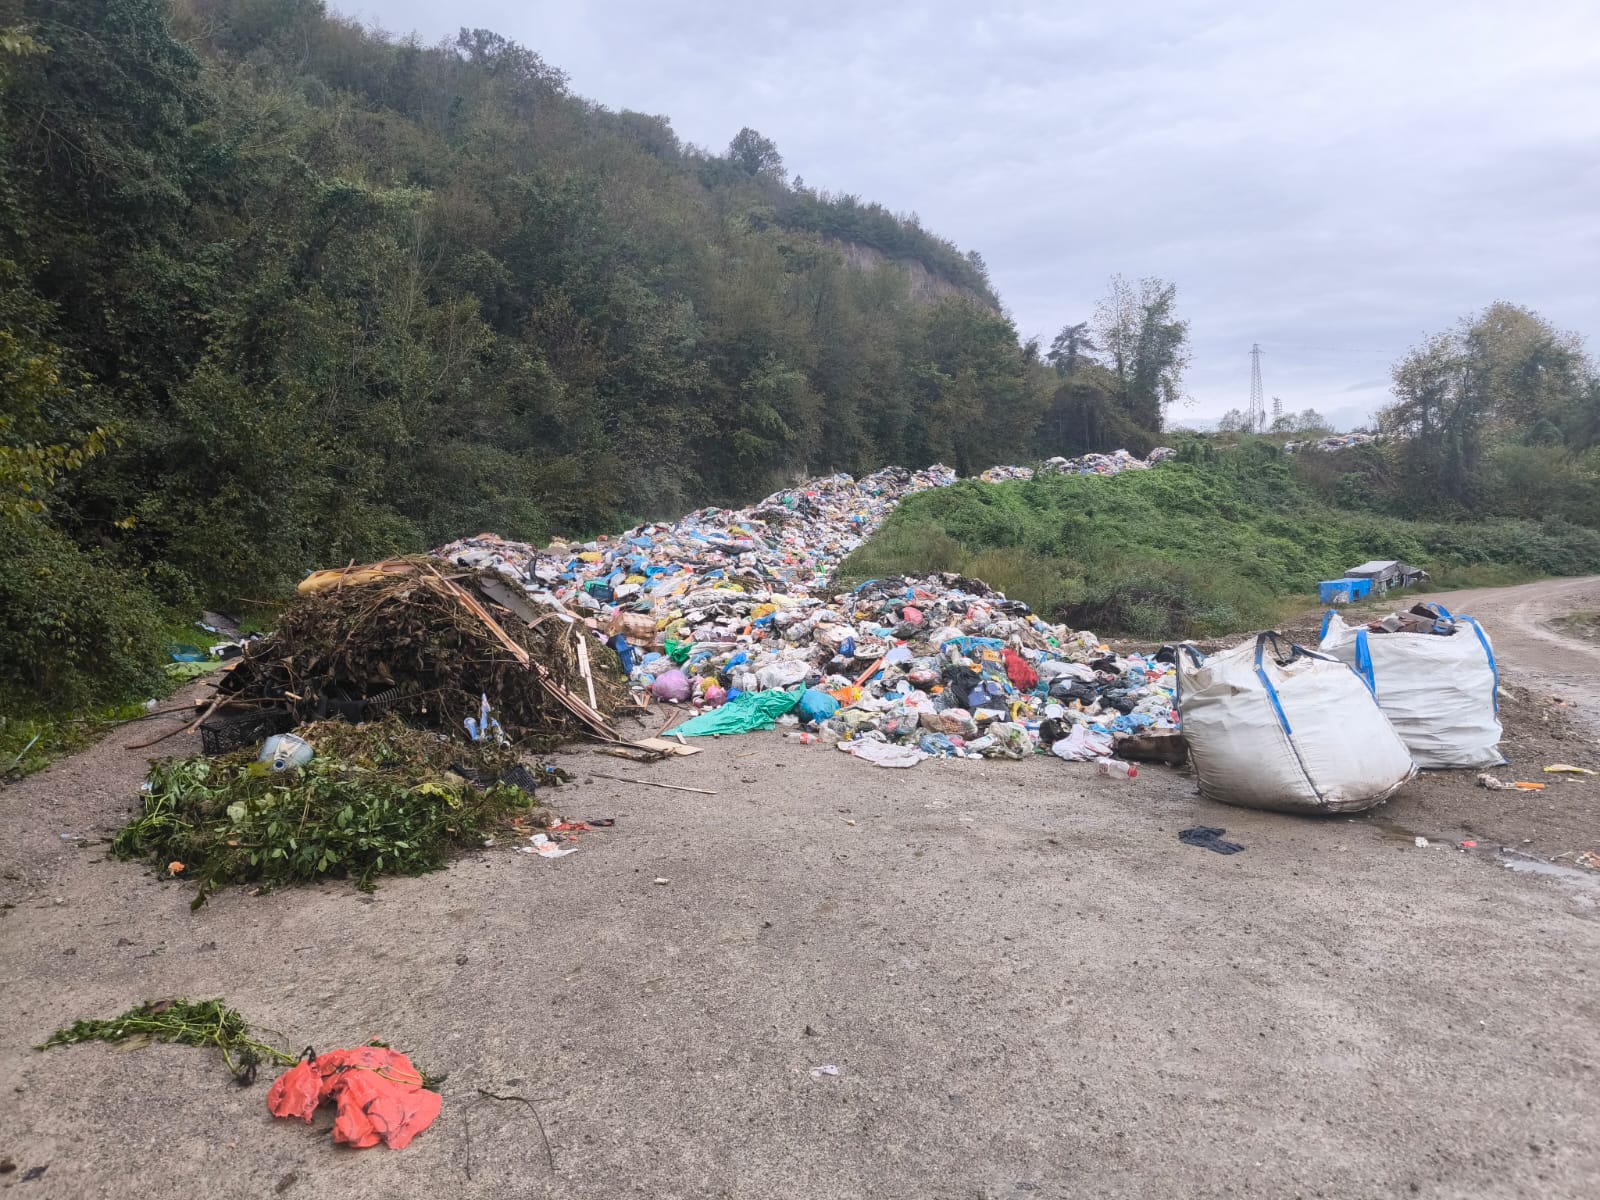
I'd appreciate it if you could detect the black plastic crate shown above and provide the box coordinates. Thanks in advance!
[199,707,294,756]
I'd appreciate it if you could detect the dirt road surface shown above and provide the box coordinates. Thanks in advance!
[2,579,1597,1199]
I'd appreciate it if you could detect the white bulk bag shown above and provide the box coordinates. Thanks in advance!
[1176,633,1416,814]
[1318,607,1503,768]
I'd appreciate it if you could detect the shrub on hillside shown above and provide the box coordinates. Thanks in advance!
[0,520,167,714]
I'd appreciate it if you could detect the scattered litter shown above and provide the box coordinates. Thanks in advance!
[1575,851,1600,872]
[521,833,577,859]
[20,1167,46,1182]
[1544,764,1595,775]
[1094,757,1137,780]
[809,1064,840,1078]
[1459,840,1478,849]
[839,740,928,769]
[628,737,701,757]
[268,1046,442,1149]
[1178,826,1245,855]
[1414,836,1429,848]
[1478,774,1510,791]
[1050,725,1114,762]
[652,877,670,885]
[259,732,314,772]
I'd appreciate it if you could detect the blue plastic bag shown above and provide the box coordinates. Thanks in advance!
[797,687,841,725]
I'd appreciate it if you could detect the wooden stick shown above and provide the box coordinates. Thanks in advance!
[589,771,717,795]
[129,689,230,749]
[576,634,598,710]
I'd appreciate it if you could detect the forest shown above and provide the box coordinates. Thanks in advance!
[0,0,1193,714]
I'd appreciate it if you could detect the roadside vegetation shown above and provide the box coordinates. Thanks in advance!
[841,439,1600,639]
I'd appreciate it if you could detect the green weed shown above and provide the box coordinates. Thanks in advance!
[839,459,1600,639]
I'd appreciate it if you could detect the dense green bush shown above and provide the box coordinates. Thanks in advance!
[0,520,167,713]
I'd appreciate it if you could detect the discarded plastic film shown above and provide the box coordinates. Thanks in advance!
[521,833,577,859]
[268,1046,442,1150]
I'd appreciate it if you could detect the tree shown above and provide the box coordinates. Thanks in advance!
[1047,321,1098,375]
[1092,275,1190,432]
[1381,302,1595,506]
[1270,408,1329,434]
[1217,408,1253,433]
[727,127,785,181]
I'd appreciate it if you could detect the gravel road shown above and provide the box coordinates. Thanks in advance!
[1,579,1597,1199]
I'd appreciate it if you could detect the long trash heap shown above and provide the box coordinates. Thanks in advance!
[435,450,1179,766]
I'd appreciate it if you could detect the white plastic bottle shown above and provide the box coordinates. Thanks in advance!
[1095,757,1137,780]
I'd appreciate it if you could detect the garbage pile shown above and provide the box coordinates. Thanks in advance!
[1284,432,1378,453]
[422,454,1182,767]
[652,573,1179,763]
[218,559,622,742]
[435,465,959,618]
[1038,447,1176,476]
[979,464,1035,483]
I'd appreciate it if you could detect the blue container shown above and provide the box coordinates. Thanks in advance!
[1346,578,1373,599]
[1318,580,1354,605]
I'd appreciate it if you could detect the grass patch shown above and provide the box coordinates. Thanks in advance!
[113,716,559,906]
[838,451,1600,639]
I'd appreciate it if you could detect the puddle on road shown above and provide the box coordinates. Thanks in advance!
[1497,849,1600,896]
[1355,816,1600,900]
[1362,818,1430,843]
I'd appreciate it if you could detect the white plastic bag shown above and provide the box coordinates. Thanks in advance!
[1176,633,1415,814]
[1318,608,1503,769]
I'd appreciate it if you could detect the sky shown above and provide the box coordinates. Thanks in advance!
[348,0,1600,425]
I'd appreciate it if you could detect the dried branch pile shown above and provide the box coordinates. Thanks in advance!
[220,560,624,741]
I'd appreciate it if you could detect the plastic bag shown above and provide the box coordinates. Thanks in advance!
[651,669,691,703]
[797,687,841,724]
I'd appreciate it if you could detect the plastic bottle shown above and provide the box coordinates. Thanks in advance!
[785,729,840,745]
[1095,757,1137,780]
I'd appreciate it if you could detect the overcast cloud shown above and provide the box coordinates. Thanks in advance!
[348,0,1600,423]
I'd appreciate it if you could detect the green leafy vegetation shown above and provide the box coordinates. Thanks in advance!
[113,717,555,905]
[39,998,297,1083]
[840,444,1600,639]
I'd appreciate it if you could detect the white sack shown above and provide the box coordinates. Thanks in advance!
[1176,634,1415,814]
[1318,611,1503,769]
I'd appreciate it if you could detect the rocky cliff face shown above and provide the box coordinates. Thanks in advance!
[832,240,996,310]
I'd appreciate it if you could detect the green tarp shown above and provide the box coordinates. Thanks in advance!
[673,688,801,737]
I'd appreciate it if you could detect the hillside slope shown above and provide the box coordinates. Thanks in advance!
[839,446,1600,637]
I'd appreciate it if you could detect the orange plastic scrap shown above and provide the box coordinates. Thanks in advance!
[267,1046,442,1150]
[267,1058,323,1123]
